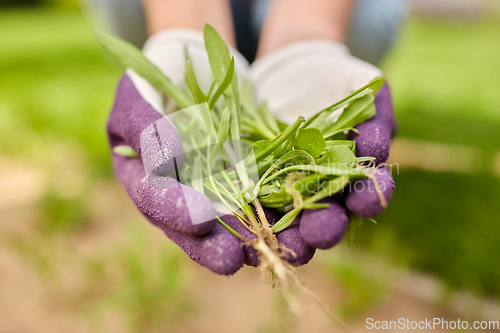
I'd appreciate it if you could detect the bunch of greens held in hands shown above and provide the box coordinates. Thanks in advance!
[96,25,384,303]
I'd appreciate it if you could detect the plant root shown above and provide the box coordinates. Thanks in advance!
[248,200,348,331]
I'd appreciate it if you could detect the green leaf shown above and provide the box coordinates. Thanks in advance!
[318,146,357,166]
[255,117,305,162]
[255,149,316,195]
[206,81,217,99]
[304,175,351,203]
[227,71,242,142]
[324,140,356,154]
[304,77,383,128]
[217,107,231,142]
[293,128,326,159]
[209,56,235,109]
[310,90,371,131]
[203,25,242,147]
[257,102,280,135]
[356,156,376,163]
[240,81,277,140]
[303,203,330,210]
[293,174,330,195]
[191,154,204,194]
[185,61,206,104]
[258,183,281,196]
[322,127,359,140]
[252,140,270,153]
[240,79,254,109]
[203,25,245,184]
[204,24,231,83]
[241,119,276,141]
[325,140,355,148]
[258,187,293,208]
[113,145,138,158]
[272,208,302,233]
[94,30,192,109]
[325,93,376,134]
[262,165,362,185]
[272,133,292,161]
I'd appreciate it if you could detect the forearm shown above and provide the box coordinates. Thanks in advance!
[141,0,235,46]
[257,0,356,57]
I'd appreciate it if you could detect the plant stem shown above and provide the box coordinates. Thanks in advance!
[272,208,302,233]
[272,175,351,233]
[216,217,249,242]
[255,117,305,162]
[304,175,351,203]
[303,77,382,128]
[262,165,362,186]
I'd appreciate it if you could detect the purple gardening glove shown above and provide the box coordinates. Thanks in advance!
[108,74,294,272]
[108,74,248,275]
[249,40,396,260]
[106,29,261,275]
[108,32,396,273]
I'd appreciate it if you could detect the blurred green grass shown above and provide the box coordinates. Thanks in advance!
[385,18,500,124]
[359,171,500,296]
[383,17,500,152]
[370,16,500,297]
[0,9,119,174]
[2,8,500,300]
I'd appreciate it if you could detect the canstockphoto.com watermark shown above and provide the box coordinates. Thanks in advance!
[366,318,500,330]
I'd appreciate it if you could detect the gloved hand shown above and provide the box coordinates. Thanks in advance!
[108,31,395,274]
[249,40,396,254]
[107,29,259,275]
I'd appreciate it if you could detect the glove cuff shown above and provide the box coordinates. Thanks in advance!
[127,28,249,116]
[248,39,383,123]
[143,28,249,82]
[249,39,351,83]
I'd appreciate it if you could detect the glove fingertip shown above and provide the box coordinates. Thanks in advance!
[300,198,349,249]
[152,216,245,275]
[345,166,395,218]
[374,83,397,136]
[219,214,260,267]
[276,214,316,266]
[348,83,396,164]
[199,223,246,275]
[349,122,391,164]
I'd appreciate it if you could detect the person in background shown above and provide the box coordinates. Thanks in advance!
[89,0,407,65]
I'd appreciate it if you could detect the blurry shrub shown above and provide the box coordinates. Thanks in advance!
[359,171,500,297]
[0,10,119,176]
[0,0,78,8]
[384,18,500,125]
[37,188,90,235]
[374,16,500,298]
[42,0,79,9]
[258,292,297,333]
[321,249,391,319]
[81,225,190,332]
[0,0,42,6]
[3,232,60,278]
